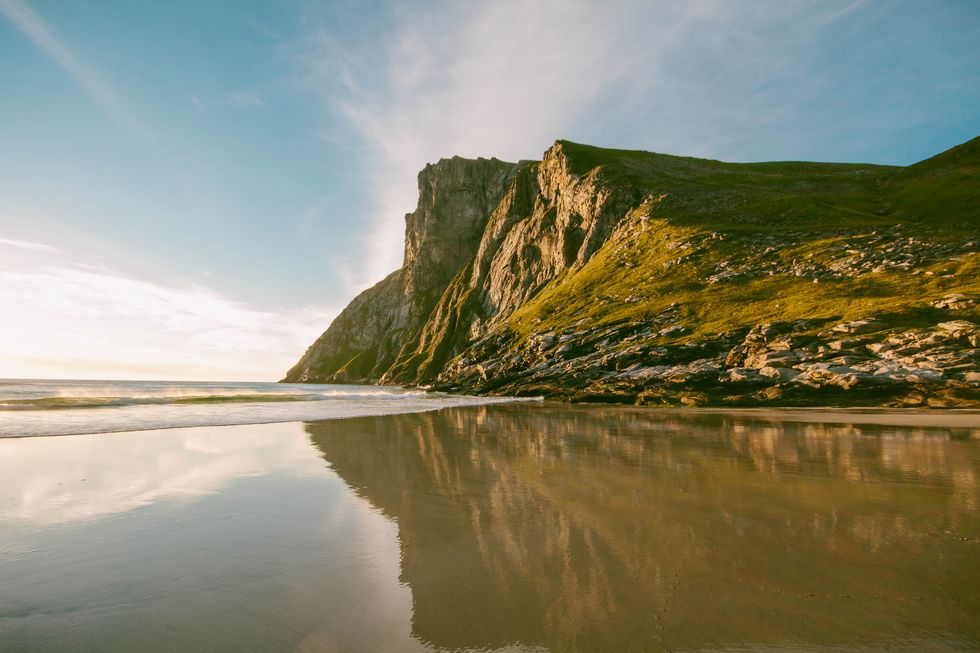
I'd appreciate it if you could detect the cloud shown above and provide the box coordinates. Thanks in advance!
[0,237,58,252]
[0,0,153,147]
[301,0,646,286]
[297,0,897,291]
[297,0,746,288]
[0,238,337,381]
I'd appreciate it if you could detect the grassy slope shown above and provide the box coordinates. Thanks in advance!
[502,138,980,345]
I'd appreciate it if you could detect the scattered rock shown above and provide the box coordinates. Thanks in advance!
[721,368,763,383]
[833,319,884,335]
[932,294,975,310]
[744,351,799,369]
[759,366,800,381]
[658,325,688,337]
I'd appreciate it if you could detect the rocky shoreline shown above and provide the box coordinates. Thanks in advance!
[431,308,979,408]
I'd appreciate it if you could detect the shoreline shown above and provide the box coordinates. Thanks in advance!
[0,399,534,440]
[7,403,979,650]
[3,401,978,439]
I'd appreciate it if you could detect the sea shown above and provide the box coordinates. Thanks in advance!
[0,378,536,438]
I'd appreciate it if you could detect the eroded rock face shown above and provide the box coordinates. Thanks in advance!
[282,270,405,383]
[291,141,653,386]
[403,157,518,307]
[383,143,646,382]
[473,143,642,331]
[432,318,980,408]
[282,156,517,384]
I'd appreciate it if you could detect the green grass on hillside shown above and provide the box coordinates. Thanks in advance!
[509,216,978,345]
[501,137,979,344]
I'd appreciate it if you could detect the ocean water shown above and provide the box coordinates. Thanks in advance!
[0,379,536,437]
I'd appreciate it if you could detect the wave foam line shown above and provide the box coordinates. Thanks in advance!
[0,395,544,438]
[0,390,441,411]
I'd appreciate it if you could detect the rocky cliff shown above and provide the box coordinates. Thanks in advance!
[284,137,980,407]
[283,156,517,382]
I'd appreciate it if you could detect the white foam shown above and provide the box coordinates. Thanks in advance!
[0,379,540,438]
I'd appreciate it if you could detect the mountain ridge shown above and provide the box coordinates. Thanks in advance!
[284,137,980,407]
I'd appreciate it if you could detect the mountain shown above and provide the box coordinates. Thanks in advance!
[283,137,980,407]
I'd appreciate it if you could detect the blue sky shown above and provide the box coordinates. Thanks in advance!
[1,0,978,380]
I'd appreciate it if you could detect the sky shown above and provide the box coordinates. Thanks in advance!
[1,0,978,381]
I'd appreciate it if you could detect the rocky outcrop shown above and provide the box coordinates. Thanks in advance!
[439,316,979,407]
[282,269,404,382]
[285,137,980,407]
[381,143,646,382]
[283,156,516,383]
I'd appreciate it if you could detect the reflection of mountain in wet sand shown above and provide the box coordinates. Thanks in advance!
[306,405,980,652]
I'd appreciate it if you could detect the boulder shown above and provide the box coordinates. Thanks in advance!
[720,368,763,383]
[832,319,884,335]
[759,366,800,381]
[743,350,799,369]
[829,338,864,351]
[932,294,975,310]
[658,325,689,337]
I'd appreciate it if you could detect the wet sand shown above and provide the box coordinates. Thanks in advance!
[1,405,978,651]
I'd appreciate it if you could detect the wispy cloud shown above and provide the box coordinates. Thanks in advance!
[0,239,336,381]
[0,237,58,252]
[298,0,741,288]
[0,0,153,147]
[298,0,883,290]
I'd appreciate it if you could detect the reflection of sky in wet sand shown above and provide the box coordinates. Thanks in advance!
[0,423,432,652]
[0,422,324,524]
[1,408,978,652]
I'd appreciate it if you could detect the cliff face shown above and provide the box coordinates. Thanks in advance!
[380,143,648,382]
[284,137,980,407]
[283,156,516,383]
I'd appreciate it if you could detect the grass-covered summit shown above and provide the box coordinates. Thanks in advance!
[285,136,979,407]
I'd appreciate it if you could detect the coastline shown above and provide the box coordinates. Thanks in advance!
[0,379,541,439]
[0,395,543,439]
[3,399,977,439]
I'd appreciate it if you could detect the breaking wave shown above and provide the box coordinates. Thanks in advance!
[0,380,539,438]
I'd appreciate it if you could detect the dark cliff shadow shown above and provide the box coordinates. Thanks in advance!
[304,404,980,652]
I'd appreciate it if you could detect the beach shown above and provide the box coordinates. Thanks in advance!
[2,403,978,651]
